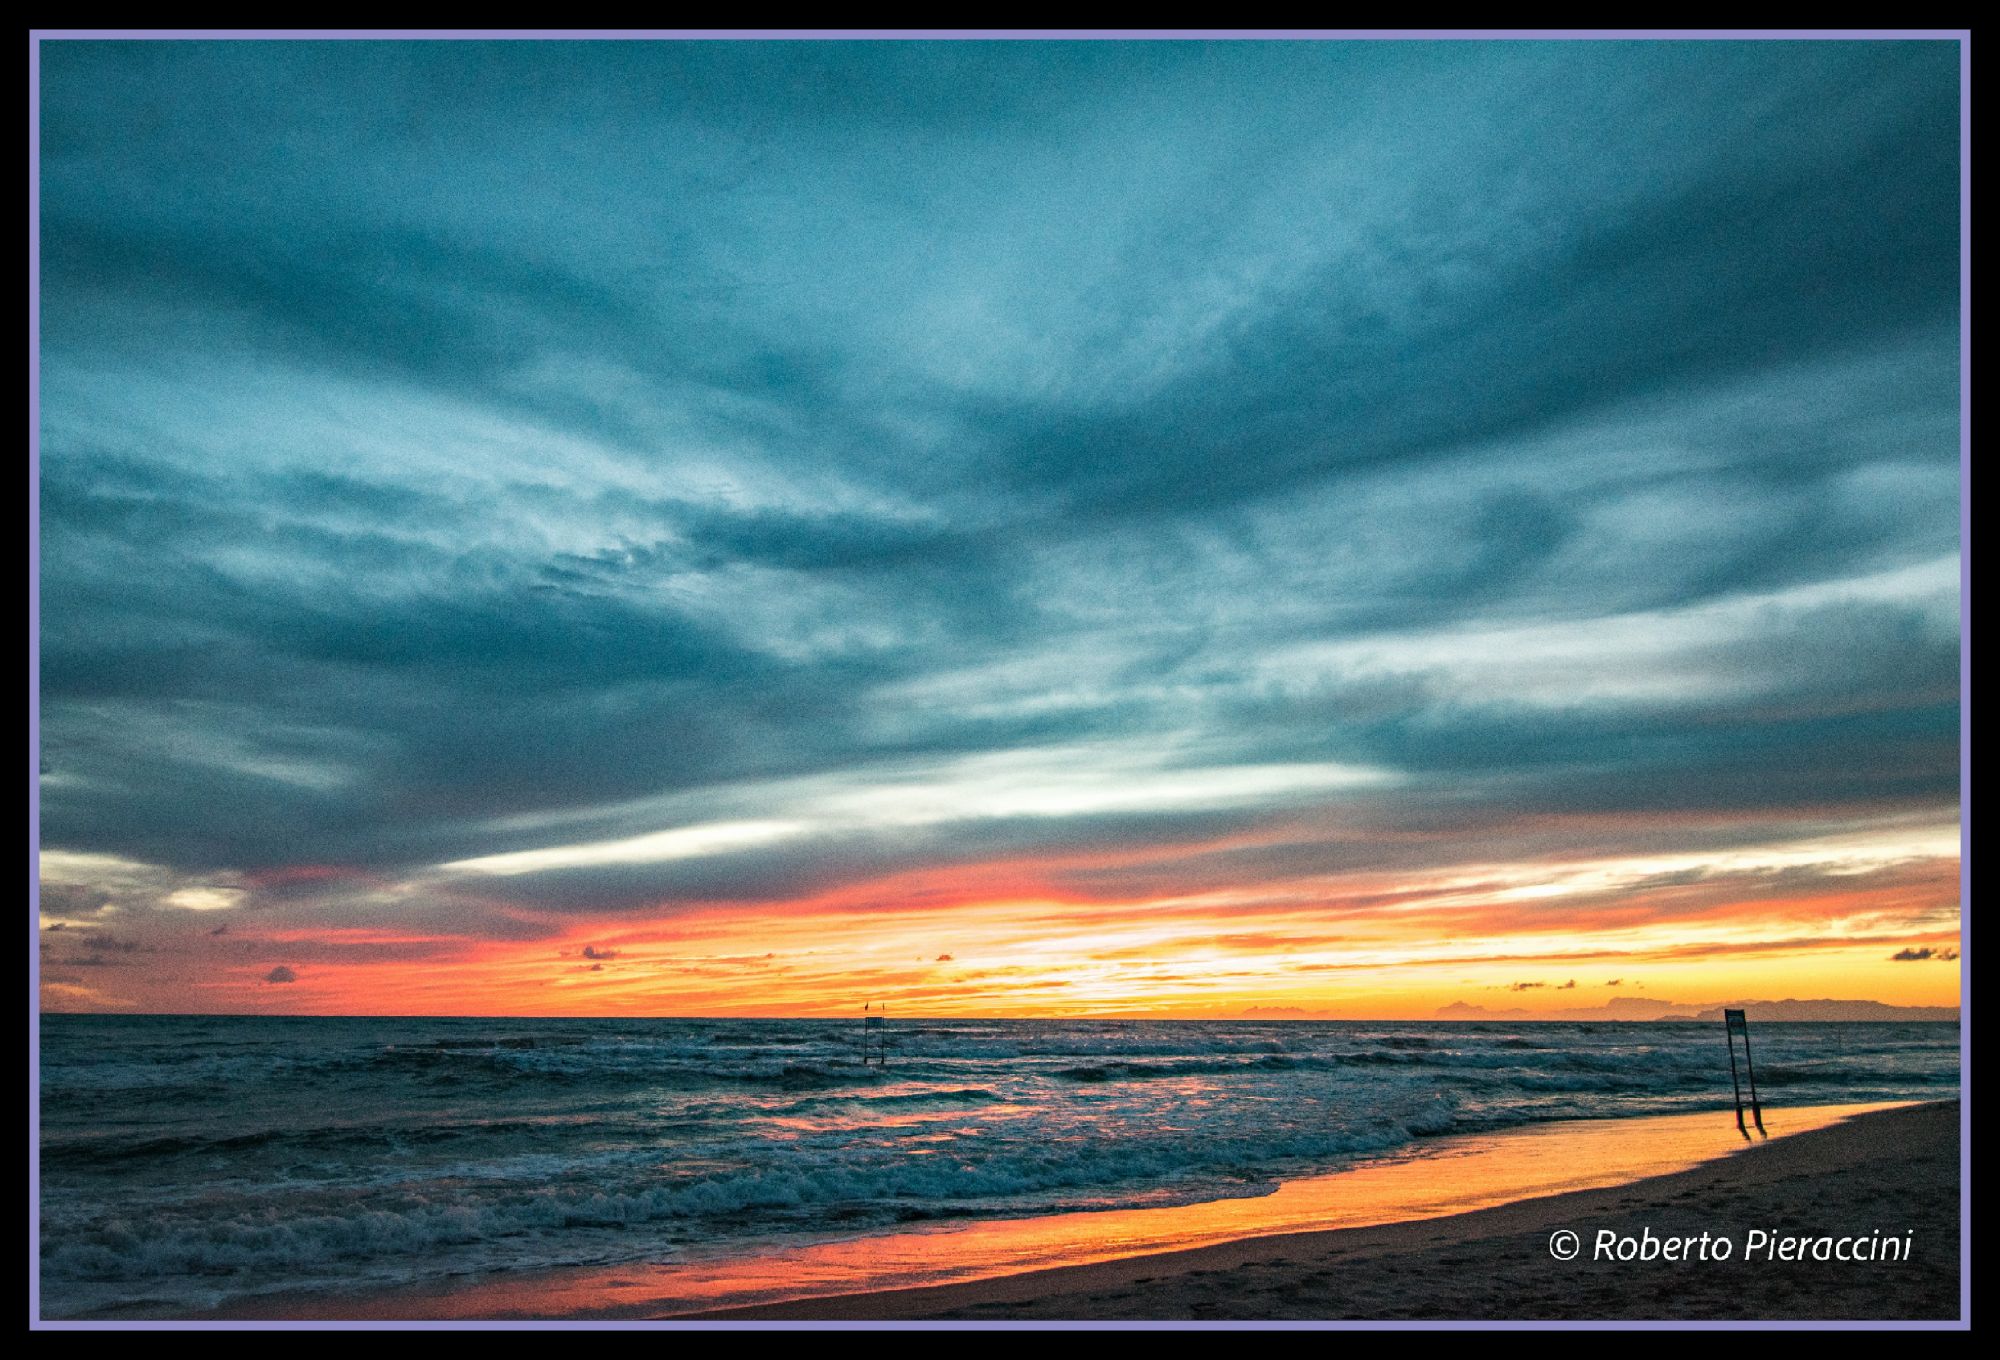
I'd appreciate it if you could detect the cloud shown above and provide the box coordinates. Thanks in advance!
[262,965,297,983]
[580,945,619,960]
[1889,946,1960,962]
[61,932,151,966]
[79,932,140,951]
[32,42,1962,1012]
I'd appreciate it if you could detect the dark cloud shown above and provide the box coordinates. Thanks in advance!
[54,936,153,968]
[34,41,1961,939]
[262,966,297,984]
[37,884,110,917]
[1889,947,1960,962]
[80,928,140,952]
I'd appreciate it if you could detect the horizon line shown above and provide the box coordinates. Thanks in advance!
[35,1008,1964,1023]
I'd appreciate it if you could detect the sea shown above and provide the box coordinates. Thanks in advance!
[36,1014,1961,1317]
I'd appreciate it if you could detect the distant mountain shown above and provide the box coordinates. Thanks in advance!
[1687,998,1961,1023]
[1434,1001,1534,1019]
[1436,998,1697,1021]
[1603,997,1703,1020]
[1435,997,1959,1022]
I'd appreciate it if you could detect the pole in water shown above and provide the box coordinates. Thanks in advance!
[1723,1008,1748,1138]
[862,1002,887,1066]
[1739,1015,1766,1136]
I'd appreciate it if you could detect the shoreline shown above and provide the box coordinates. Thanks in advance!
[710,1099,1961,1322]
[124,1098,1959,1323]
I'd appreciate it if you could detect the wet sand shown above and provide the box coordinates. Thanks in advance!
[170,1099,1960,1323]
[713,1099,1961,1322]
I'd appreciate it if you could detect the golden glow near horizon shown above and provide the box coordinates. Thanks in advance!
[38,812,1963,1018]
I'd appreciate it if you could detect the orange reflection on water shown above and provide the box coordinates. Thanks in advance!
[236,1101,1905,1321]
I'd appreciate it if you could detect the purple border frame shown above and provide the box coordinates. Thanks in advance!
[26,27,1972,1332]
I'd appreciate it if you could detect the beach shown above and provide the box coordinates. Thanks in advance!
[714,1100,1961,1322]
[167,1099,1961,1323]
[38,1017,1961,1322]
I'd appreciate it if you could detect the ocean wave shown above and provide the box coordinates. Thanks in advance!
[40,1103,1461,1284]
[38,1015,1960,1313]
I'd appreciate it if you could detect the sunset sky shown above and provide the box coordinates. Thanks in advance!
[35,39,1962,1018]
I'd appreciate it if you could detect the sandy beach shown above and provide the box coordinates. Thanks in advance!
[163,1098,1961,1324]
[711,1100,1961,1322]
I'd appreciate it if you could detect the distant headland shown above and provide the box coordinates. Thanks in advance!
[1431,998,1961,1023]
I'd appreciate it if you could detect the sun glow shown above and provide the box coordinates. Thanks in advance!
[45,812,1959,1019]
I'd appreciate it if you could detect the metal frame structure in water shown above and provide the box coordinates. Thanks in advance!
[861,1002,887,1067]
[1724,1008,1766,1137]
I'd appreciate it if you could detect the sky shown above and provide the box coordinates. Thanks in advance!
[35,38,1963,1018]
